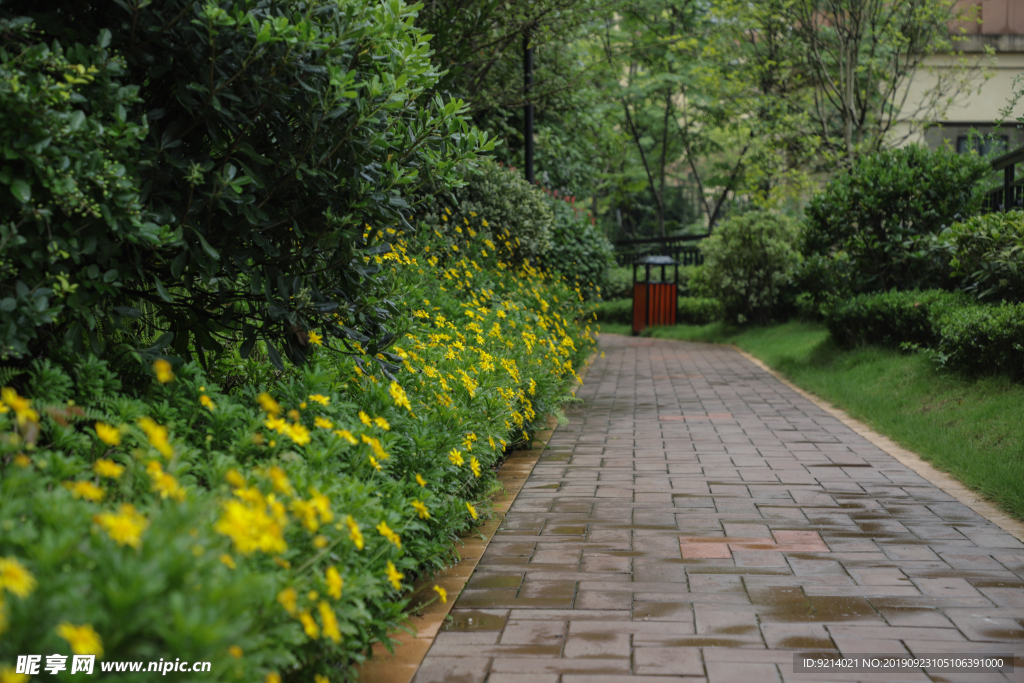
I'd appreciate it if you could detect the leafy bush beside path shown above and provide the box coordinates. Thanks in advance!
[0,226,593,682]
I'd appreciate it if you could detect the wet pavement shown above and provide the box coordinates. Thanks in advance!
[410,334,1024,682]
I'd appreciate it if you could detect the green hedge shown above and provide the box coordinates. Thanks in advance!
[0,225,592,681]
[540,191,614,300]
[824,289,1024,379]
[0,3,492,366]
[591,297,722,326]
[825,289,970,349]
[933,302,1024,379]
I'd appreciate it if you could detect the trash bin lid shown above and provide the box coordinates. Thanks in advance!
[634,255,678,266]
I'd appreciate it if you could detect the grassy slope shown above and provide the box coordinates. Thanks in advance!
[598,321,1024,520]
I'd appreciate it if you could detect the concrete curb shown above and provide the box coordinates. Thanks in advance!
[354,350,597,682]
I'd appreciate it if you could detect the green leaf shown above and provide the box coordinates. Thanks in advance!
[191,229,221,261]
[153,276,173,303]
[10,179,30,204]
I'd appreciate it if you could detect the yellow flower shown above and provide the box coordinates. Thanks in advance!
[308,393,330,406]
[0,557,36,598]
[415,473,427,487]
[0,667,28,683]
[313,535,329,549]
[411,499,430,520]
[1,387,38,426]
[56,622,103,657]
[308,330,324,346]
[314,416,333,429]
[146,461,186,502]
[137,417,173,458]
[368,455,382,472]
[291,498,319,531]
[277,587,298,615]
[94,422,121,446]
[225,469,246,488]
[298,610,319,639]
[12,454,30,468]
[153,359,174,383]
[385,561,404,590]
[376,521,401,549]
[282,422,311,446]
[199,394,216,411]
[64,480,105,502]
[266,674,281,683]
[389,381,412,412]
[361,434,389,460]
[326,566,343,599]
[470,457,481,478]
[466,502,478,520]
[309,488,333,524]
[228,645,243,658]
[220,553,236,569]
[93,458,124,479]
[258,392,282,416]
[344,516,364,550]
[448,449,464,467]
[333,429,357,445]
[314,675,330,683]
[319,601,341,643]
[94,504,149,548]
[215,490,288,556]
[373,416,390,430]
[358,411,372,426]
[433,585,447,603]
[267,466,295,496]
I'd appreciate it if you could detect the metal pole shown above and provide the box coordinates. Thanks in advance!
[523,33,534,185]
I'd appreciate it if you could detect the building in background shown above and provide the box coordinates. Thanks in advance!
[911,0,1024,153]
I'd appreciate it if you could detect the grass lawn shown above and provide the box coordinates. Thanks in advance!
[598,320,1024,520]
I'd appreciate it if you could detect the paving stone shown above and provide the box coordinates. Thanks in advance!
[412,335,1024,682]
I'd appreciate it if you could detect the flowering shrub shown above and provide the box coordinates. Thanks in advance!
[0,224,594,681]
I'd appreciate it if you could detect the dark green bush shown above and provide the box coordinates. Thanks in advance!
[5,1,493,367]
[939,211,1024,302]
[690,210,800,324]
[802,144,988,294]
[427,160,554,265]
[825,289,970,349]
[678,296,723,324]
[0,19,171,359]
[933,302,1024,378]
[540,192,614,299]
[591,298,631,324]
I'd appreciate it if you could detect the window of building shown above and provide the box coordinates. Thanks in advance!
[957,135,1009,156]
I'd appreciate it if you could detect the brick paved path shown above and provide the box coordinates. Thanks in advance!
[411,334,1024,683]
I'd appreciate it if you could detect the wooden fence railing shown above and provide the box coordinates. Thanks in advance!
[984,145,1024,213]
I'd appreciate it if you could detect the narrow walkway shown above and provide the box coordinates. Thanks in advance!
[411,334,1024,683]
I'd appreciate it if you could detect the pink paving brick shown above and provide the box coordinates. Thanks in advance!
[680,541,734,559]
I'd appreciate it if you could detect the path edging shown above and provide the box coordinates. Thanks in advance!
[354,350,597,682]
[732,344,1024,543]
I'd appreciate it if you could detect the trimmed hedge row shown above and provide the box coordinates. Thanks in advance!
[825,289,1024,379]
[825,289,971,349]
[591,297,723,326]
